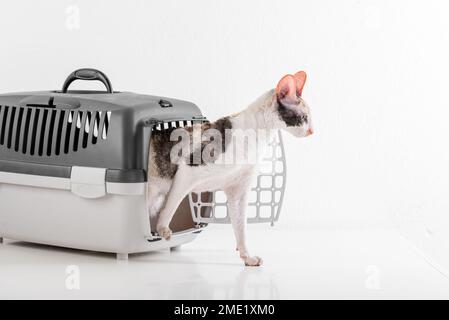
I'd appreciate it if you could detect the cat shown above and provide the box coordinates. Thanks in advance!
[147,71,313,266]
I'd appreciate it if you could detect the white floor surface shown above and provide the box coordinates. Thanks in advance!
[1,224,449,299]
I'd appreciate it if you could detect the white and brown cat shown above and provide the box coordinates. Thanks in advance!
[147,71,313,266]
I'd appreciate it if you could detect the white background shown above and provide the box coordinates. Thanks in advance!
[1,0,449,298]
[1,0,448,228]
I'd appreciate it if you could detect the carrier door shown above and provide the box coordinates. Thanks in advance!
[188,130,287,226]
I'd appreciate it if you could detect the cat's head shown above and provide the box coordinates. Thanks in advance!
[270,71,313,138]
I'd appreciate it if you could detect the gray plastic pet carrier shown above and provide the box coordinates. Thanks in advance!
[0,68,286,259]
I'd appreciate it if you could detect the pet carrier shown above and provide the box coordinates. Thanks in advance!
[0,68,286,259]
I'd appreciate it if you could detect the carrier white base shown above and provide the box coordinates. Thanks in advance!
[0,183,201,258]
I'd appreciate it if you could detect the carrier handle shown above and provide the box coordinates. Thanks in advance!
[62,68,113,93]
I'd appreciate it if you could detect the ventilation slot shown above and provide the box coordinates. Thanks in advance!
[22,108,32,154]
[30,108,40,156]
[64,111,74,154]
[0,106,9,145]
[73,111,82,152]
[46,110,57,156]
[82,112,91,149]
[7,106,16,149]
[102,111,111,139]
[38,109,49,156]
[0,105,112,156]
[14,107,24,152]
[92,112,101,144]
[54,110,66,156]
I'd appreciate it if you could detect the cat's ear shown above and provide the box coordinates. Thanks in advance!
[276,75,297,101]
[293,71,307,96]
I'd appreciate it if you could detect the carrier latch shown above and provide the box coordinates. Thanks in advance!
[70,166,107,199]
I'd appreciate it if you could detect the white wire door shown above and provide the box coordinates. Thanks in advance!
[189,130,287,226]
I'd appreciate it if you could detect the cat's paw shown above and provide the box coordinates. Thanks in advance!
[157,226,173,240]
[243,256,263,267]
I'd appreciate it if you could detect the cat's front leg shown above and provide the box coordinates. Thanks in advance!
[225,173,262,267]
[156,167,194,240]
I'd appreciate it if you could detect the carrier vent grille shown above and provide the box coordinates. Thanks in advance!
[152,120,195,132]
[0,105,111,156]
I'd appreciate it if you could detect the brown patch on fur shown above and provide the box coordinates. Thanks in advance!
[150,127,179,179]
[188,117,233,166]
[150,117,233,178]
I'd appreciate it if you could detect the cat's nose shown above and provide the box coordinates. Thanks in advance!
[306,128,314,136]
